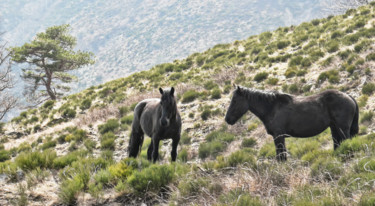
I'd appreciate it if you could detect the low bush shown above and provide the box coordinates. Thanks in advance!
[80,99,92,110]
[211,88,221,99]
[127,164,175,194]
[0,150,10,162]
[317,70,340,84]
[310,156,343,180]
[100,132,116,150]
[326,40,340,53]
[59,176,84,205]
[62,108,76,119]
[178,148,188,162]
[241,138,257,148]
[53,150,87,169]
[16,150,57,171]
[366,52,375,61]
[360,111,373,123]
[253,72,269,82]
[98,119,120,134]
[182,90,200,103]
[40,140,57,150]
[180,133,191,145]
[215,150,256,168]
[120,115,133,125]
[362,83,375,95]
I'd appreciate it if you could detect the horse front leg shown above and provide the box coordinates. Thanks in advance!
[152,136,160,163]
[147,139,153,161]
[171,135,180,162]
[273,135,287,161]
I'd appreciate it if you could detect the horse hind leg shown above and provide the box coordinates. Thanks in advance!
[330,125,350,150]
[273,135,287,161]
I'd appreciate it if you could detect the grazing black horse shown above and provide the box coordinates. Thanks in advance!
[225,86,359,161]
[128,87,182,162]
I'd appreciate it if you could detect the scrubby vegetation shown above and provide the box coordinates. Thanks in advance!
[1,3,375,205]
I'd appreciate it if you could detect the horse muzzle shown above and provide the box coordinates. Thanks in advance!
[160,118,170,127]
[225,116,235,125]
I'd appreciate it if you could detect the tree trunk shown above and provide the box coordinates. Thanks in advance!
[46,72,56,100]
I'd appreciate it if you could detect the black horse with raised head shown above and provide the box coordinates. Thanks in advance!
[128,87,182,162]
[225,86,359,161]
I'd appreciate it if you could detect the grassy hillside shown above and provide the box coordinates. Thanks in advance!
[1,3,375,205]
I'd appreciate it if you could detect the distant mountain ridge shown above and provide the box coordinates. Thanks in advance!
[1,0,329,120]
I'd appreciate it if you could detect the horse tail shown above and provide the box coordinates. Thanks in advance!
[128,102,146,158]
[349,95,359,137]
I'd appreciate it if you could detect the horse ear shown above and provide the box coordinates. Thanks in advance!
[159,88,164,95]
[233,83,237,89]
[170,87,175,96]
[237,86,242,94]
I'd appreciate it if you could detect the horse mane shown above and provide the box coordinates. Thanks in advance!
[240,87,293,104]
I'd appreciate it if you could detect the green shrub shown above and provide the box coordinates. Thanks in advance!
[80,99,92,110]
[267,77,279,85]
[210,88,221,99]
[16,150,57,171]
[62,108,76,119]
[317,70,340,84]
[120,115,133,125]
[199,141,225,159]
[98,119,120,134]
[178,176,209,197]
[84,139,96,151]
[108,161,134,180]
[127,164,174,194]
[355,157,375,173]
[285,67,297,78]
[241,138,257,148]
[178,148,188,162]
[253,72,268,82]
[182,90,200,103]
[53,150,87,169]
[204,81,218,90]
[346,65,356,74]
[326,40,339,53]
[0,150,10,162]
[118,106,129,117]
[277,41,290,49]
[362,83,375,95]
[331,31,343,39]
[100,132,116,150]
[360,111,373,123]
[180,133,191,145]
[288,56,303,67]
[288,140,320,158]
[310,156,343,180]
[40,140,57,150]
[335,136,371,156]
[205,131,235,142]
[201,109,211,120]
[366,52,375,62]
[359,192,375,206]
[259,142,276,158]
[43,100,55,110]
[59,176,84,205]
[216,150,256,168]
[219,190,263,206]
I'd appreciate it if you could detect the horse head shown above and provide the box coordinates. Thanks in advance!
[159,87,176,127]
[225,86,249,125]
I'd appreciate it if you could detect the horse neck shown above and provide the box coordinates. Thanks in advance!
[245,93,273,122]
